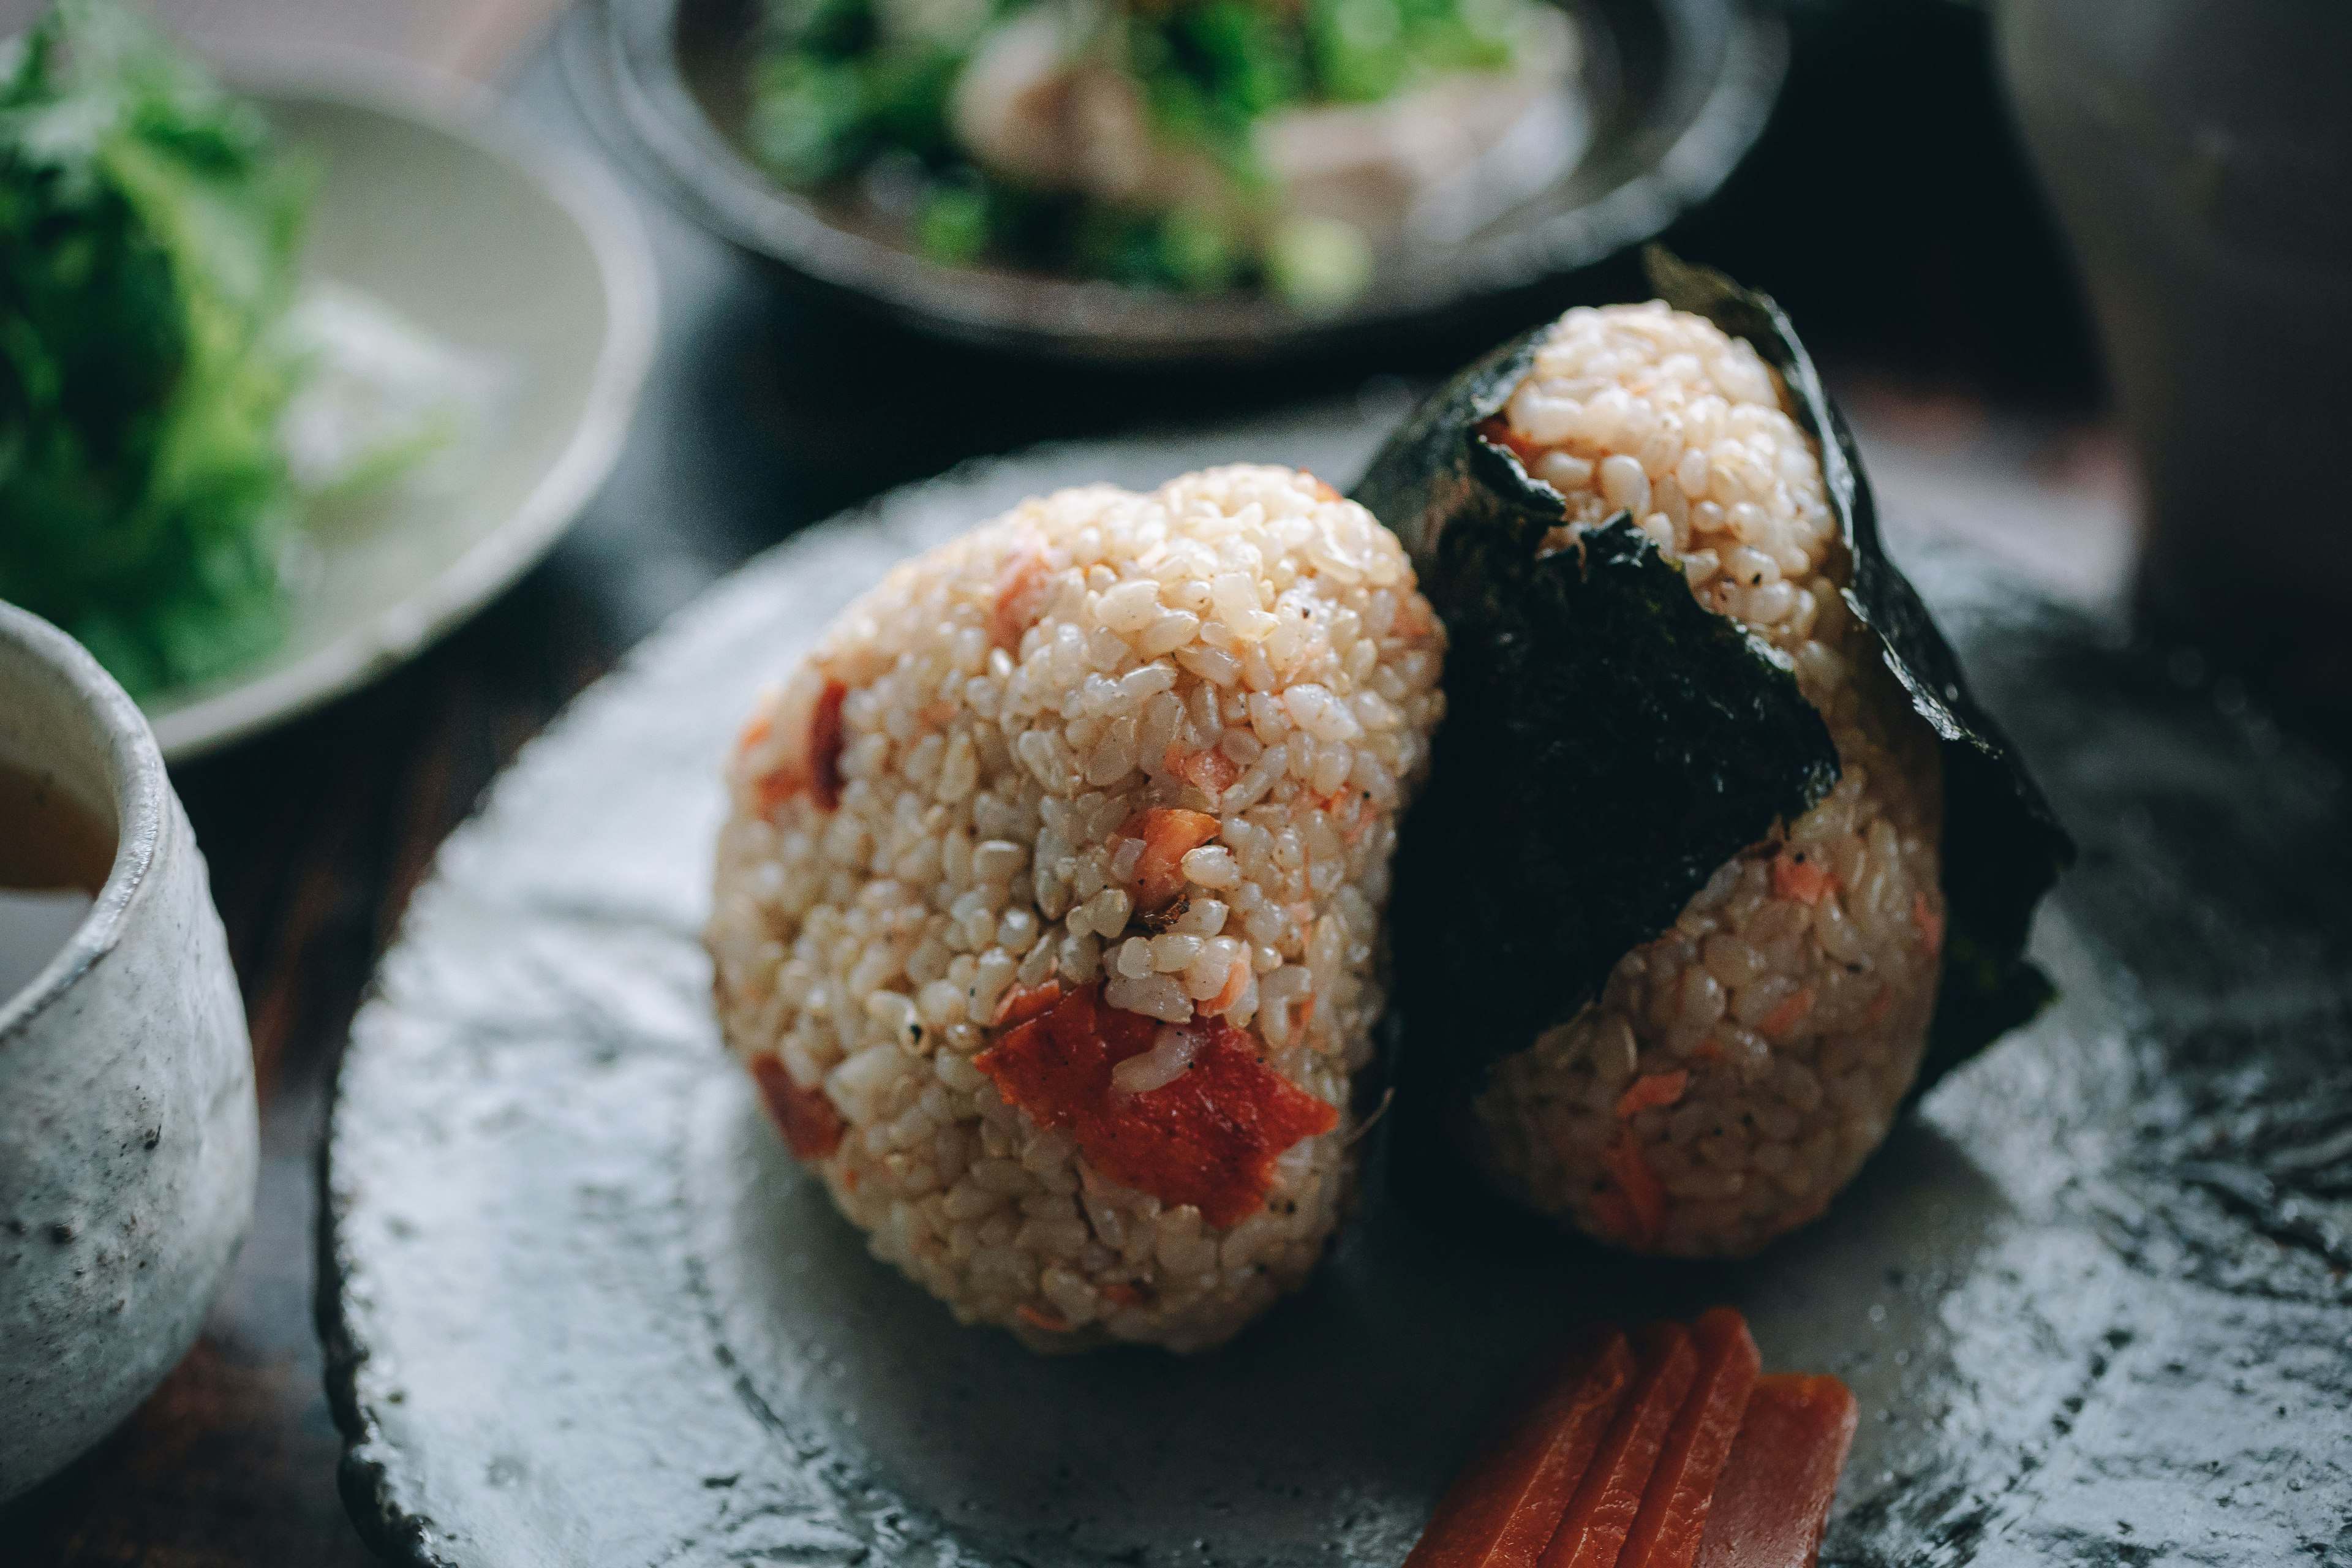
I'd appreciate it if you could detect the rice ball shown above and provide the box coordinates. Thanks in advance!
[1468,303,1948,1257]
[706,466,1444,1349]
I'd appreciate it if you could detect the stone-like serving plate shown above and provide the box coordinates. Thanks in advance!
[322,413,2352,1567]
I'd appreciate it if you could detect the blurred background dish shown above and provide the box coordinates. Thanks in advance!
[1996,0,2352,717]
[571,0,1782,359]
[136,53,657,758]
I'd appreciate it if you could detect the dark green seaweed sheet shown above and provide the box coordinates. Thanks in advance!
[1351,250,2072,1099]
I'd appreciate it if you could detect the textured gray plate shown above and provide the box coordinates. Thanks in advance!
[324,412,2352,1567]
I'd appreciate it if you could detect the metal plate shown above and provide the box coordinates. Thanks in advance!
[323,412,2352,1567]
[565,0,1782,362]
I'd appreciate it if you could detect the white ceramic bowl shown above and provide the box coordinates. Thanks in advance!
[143,52,659,761]
[0,603,258,1505]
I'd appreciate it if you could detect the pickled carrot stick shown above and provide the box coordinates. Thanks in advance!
[1404,1325,1638,1568]
[1692,1373,1858,1568]
[1539,1322,1700,1568]
[1619,1307,1761,1568]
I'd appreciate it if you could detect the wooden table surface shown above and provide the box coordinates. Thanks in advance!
[0,4,2135,1561]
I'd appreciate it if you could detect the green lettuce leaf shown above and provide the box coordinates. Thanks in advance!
[0,0,309,695]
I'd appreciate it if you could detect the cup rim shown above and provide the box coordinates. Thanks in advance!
[0,603,169,1044]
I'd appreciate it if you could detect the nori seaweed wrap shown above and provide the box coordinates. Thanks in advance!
[1354,251,2070,1256]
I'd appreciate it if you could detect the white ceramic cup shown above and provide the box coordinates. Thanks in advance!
[0,603,258,1504]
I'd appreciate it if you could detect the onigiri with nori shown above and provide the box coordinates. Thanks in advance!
[1354,254,2068,1259]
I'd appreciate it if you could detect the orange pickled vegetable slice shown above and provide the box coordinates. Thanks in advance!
[1404,1325,1637,1568]
[1201,957,1251,1017]
[974,982,1337,1227]
[1619,1307,1762,1568]
[1693,1373,1858,1568]
[1171,747,1241,796]
[1539,1321,1700,1568]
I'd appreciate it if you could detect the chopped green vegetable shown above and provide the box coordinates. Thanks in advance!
[0,0,312,696]
[1268,214,1370,315]
[1157,206,1240,292]
[915,178,990,264]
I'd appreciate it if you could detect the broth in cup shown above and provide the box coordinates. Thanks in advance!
[0,757,115,1001]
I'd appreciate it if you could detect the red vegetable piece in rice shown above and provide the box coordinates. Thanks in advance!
[1770,851,1835,905]
[974,982,1338,1227]
[1173,747,1241,796]
[992,979,1065,1028]
[1912,891,1945,955]
[1201,958,1251,1017]
[806,679,847,812]
[747,1054,845,1159]
[1017,1303,1073,1333]
[1596,1130,1667,1248]
[1120,807,1223,913]
[991,546,1053,651]
[1757,986,1815,1042]
[1615,1071,1689,1120]
[748,676,848,815]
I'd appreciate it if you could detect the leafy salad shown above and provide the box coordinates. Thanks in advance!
[747,0,1573,309]
[0,0,309,695]
[1,0,487,699]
